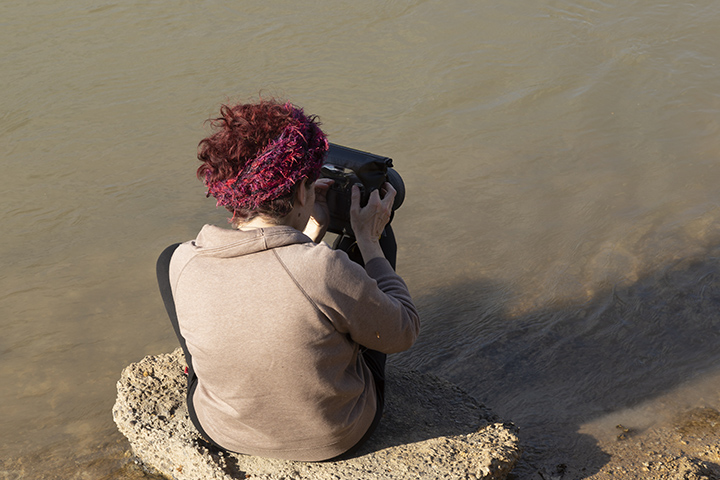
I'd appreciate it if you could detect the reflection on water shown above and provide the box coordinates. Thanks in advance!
[2,0,720,477]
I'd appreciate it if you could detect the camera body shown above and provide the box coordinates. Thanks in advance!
[321,143,405,237]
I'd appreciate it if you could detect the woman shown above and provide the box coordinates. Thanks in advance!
[165,99,419,461]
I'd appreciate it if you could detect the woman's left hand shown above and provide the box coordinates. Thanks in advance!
[305,178,334,242]
[311,178,333,227]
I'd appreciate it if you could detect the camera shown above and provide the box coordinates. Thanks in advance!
[320,143,405,237]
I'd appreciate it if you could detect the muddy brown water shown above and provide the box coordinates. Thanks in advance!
[2,1,720,477]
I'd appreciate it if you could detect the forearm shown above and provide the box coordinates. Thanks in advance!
[359,257,420,353]
[355,235,385,264]
[303,217,328,243]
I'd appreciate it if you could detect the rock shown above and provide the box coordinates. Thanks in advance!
[672,457,719,480]
[113,349,521,480]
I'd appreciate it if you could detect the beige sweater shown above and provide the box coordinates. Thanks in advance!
[169,225,419,461]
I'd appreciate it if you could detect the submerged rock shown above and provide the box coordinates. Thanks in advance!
[113,349,520,479]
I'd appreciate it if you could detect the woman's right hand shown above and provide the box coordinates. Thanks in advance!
[350,182,396,263]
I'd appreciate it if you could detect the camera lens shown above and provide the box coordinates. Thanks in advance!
[386,168,405,211]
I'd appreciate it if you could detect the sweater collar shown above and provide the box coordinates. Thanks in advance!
[192,224,312,258]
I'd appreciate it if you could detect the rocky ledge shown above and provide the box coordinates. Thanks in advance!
[112,349,520,480]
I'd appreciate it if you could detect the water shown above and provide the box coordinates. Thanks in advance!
[2,0,720,477]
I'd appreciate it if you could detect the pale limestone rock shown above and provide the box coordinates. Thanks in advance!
[113,349,520,479]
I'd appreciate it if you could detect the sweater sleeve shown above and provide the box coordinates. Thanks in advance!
[306,248,420,354]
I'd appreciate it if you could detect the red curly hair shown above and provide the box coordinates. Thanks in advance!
[197,99,328,222]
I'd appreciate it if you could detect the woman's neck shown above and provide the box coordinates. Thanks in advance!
[235,213,307,231]
[235,216,281,230]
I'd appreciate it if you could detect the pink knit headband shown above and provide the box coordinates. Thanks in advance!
[204,104,328,212]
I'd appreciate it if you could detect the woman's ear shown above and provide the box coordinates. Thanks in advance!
[294,178,309,207]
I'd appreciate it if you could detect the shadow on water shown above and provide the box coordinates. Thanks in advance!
[395,250,720,478]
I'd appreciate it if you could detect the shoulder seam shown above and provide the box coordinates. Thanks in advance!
[270,248,324,315]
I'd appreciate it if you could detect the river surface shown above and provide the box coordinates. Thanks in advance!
[2,1,720,478]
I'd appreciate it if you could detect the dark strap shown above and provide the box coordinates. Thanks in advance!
[156,243,224,448]
[156,243,194,369]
